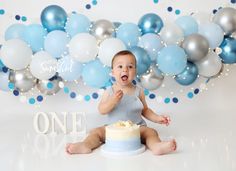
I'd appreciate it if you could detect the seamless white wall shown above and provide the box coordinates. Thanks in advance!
[0,0,235,129]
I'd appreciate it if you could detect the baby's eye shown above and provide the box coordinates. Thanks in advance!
[118,65,122,69]
[128,65,133,69]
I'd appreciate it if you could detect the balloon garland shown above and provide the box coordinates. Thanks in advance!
[0,4,236,105]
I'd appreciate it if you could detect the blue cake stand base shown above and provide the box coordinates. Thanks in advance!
[101,144,146,156]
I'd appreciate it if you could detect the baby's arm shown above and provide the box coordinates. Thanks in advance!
[139,89,170,126]
[98,89,123,115]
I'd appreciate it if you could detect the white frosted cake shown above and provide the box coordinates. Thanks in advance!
[103,121,143,153]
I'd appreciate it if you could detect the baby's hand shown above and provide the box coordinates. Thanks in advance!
[157,115,171,126]
[112,90,123,103]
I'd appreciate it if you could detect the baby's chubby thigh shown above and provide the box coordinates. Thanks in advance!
[89,126,106,142]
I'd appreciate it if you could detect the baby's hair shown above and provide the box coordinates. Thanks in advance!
[111,50,136,69]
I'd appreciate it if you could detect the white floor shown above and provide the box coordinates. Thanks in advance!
[0,107,236,171]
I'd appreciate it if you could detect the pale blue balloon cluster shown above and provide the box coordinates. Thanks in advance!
[1,4,236,93]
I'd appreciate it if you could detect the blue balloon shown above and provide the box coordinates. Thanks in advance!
[65,13,91,37]
[116,23,141,47]
[57,55,83,81]
[138,13,163,35]
[0,71,10,92]
[138,33,164,62]
[82,59,111,88]
[113,22,122,29]
[157,45,187,75]
[0,59,5,71]
[44,30,70,58]
[23,24,48,52]
[175,61,198,85]
[41,5,67,32]
[129,46,151,75]
[219,37,236,64]
[5,24,26,41]
[175,16,198,36]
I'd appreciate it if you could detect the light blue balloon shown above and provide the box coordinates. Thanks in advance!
[0,71,10,92]
[23,24,48,52]
[198,23,224,49]
[57,55,83,81]
[138,13,163,35]
[138,33,164,62]
[40,5,67,32]
[129,46,151,75]
[44,30,70,58]
[157,45,187,75]
[65,13,91,37]
[116,23,141,47]
[82,59,111,88]
[5,24,26,41]
[175,61,198,85]
[219,37,236,64]
[175,16,198,36]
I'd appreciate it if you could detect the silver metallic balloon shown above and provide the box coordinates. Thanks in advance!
[90,19,115,42]
[140,65,164,90]
[37,76,62,95]
[9,69,38,92]
[231,31,236,39]
[195,51,222,78]
[213,7,236,35]
[182,33,209,62]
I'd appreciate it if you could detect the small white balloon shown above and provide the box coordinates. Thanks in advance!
[0,39,32,70]
[30,51,58,80]
[160,23,184,45]
[69,33,98,63]
[195,51,222,77]
[98,38,126,66]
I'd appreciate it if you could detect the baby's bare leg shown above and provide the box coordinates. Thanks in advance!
[66,126,105,154]
[140,126,177,155]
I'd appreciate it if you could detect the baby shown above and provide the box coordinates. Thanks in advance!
[66,50,177,155]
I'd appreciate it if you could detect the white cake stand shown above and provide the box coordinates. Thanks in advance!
[101,144,146,156]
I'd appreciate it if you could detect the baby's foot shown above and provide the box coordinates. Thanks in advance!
[66,142,92,154]
[152,139,177,155]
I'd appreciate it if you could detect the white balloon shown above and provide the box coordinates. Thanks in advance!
[160,23,184,45]
[0,39,32,70]
[30,51,58,80]
[69,33,98,63]
[195,51,222,77]
[98,38,126,66]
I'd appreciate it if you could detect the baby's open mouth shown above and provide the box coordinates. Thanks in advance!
[121,75,128,81]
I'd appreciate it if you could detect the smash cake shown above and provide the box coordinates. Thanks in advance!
[101,120,145,156]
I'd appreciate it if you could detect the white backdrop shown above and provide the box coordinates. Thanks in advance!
[0,0,235,129]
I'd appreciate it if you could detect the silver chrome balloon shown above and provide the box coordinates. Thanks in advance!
[213,7,236,35]
[90,19,115,43]
[182,33,209,62]
[9,69,38,92]
[140,65,164,90]
[37,76,62,95]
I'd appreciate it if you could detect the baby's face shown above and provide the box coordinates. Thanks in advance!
[112,54,136,86]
